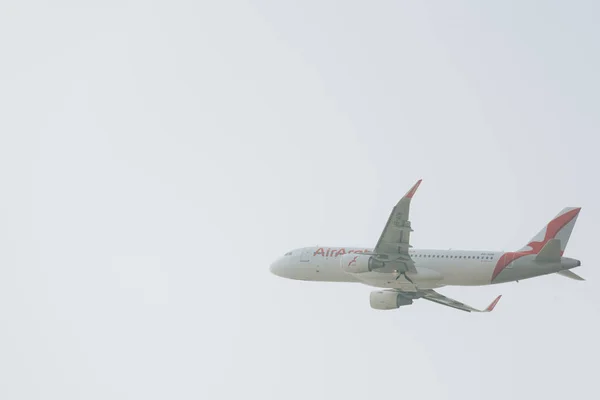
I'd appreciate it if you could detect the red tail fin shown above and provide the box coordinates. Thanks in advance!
[518,207,581,254]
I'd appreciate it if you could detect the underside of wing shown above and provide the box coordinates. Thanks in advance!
[418,290,502,313]
[372,180,422,273]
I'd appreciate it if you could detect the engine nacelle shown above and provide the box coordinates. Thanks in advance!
[370,290,414,310]
[340,254,385,273]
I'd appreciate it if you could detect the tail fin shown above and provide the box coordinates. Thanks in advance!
[518,207,581,254]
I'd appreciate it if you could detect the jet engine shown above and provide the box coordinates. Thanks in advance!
[339,254,385,273]
[370,290,414,310]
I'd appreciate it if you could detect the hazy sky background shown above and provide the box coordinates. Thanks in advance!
[1,1,599,399]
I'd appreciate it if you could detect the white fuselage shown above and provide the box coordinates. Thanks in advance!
[270,246,579,291]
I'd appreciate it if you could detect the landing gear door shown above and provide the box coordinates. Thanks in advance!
[300,248,312,262]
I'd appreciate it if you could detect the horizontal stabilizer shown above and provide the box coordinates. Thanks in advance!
[535,239,562,262]
[556,270,585,281]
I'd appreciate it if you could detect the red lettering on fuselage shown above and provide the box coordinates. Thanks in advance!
[314,248,325,256]
[313,247,370,257]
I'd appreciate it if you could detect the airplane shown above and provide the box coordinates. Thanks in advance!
[269,180,583,313]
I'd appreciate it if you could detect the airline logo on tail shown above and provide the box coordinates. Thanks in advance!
[520,207,581,253]
[491,207,581,281]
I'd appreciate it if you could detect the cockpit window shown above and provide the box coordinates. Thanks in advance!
[284,251,292,256]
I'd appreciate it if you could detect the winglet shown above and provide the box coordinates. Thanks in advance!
[484,295,502,312]
[405,179,422,199]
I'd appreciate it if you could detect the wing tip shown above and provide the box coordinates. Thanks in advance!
[485,295,502,312]
[405,179,423,199]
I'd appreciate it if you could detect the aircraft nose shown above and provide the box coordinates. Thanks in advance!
[270,257,287,277]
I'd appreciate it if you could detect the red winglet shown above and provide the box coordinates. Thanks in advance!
[485,295,502,312]
[405,179,423,199]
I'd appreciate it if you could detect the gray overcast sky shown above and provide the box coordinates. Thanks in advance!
[1,1,599,399]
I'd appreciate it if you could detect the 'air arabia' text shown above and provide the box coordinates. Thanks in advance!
[313,247,371,257]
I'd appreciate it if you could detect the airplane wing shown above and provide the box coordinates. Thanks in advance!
[418,289,502,313]
[372,179,422,273]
